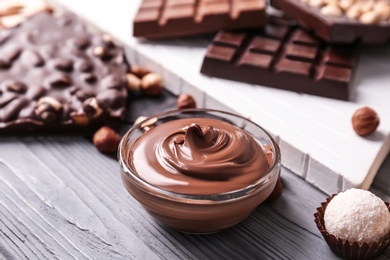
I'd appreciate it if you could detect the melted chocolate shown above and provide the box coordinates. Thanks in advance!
[129,118,269,195]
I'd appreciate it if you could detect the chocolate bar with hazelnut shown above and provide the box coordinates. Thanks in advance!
[200,15,359,100]
[271,0,390,44]
[0,12,129,134]
[133,0,266,39]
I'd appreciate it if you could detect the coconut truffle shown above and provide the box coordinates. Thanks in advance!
[324,189,390,244]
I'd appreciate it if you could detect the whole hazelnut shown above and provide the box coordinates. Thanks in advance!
[130,65,151,78]
[352,106,380,136]
[93,126,121,153]
[141,73,163,96]
[126,73,141,92]
[177,93,196,109]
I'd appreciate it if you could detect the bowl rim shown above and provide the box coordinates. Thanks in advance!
[118,108,281,202]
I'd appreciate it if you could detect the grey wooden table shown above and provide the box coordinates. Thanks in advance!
[1,91,389,260]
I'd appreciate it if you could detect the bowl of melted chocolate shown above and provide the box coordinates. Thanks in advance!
[119,109,281,234]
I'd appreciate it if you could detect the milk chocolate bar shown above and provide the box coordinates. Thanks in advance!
[0,12,129,134]
[200,16,359,100]
[133,0,266,39]
[271,0,390,44]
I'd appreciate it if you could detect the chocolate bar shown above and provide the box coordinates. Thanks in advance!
[0,12,129,134]
[271,0,390,44]
[200,16,359,100]
[133,0,266,39]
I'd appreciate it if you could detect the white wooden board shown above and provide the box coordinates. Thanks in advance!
[55,0,390,195]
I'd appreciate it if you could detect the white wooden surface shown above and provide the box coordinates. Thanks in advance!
[54,0,390,195]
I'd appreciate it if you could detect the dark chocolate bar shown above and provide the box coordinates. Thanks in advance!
[200,16,359,100]
[133,0,266,39]
[271,0,390,44]
[0,12,129,134]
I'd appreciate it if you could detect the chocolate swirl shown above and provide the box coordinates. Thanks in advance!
[130,118,270,195]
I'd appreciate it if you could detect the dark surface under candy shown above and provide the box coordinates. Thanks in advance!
[271,0,390,44]
[0,12,129,134]
[133,0,266,39]
[200,15,359,100]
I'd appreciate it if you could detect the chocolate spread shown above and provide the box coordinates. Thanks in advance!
[129,118,269,195]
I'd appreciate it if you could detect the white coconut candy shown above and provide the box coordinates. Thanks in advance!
[324,188,390,244]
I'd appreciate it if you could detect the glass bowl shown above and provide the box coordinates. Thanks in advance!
[118,108,281,234]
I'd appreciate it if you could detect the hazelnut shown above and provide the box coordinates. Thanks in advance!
[93,46,105,57]
[320,4,343,17]
[177,93,196,109]
[141,73,163,96]
[346,3,363,19]
[93,126,121,153]
[35,96,63,123]
[130,65,151,78]
[126,73,141,92]
[360,0,375,13]
[352,106,380,136]
[339,0,354,10]
[359,11,379,24]
[373,2,390,20]
[309,0,325,8]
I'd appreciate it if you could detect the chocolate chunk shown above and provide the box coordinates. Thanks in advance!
[23,50,45,66]
[74,59,94,72]
[3,80,28,94]
[47,73,72,88]
[0,12,129,134]
[101,74,125,89]
[81,73,97,83]
[71,36,90,49]
[2,98,29,122]
[200,14,359,100]
[0,60,11,69]
[133,0,266,39]
[97,89,126,110]
[26,85,46,100]
[1,45,22,63]
[51,58,74,72]
[75,89,95,101]
[0,93,18,107]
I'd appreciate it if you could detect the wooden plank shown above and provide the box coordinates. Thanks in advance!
[1,136,348,259]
